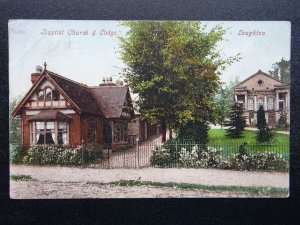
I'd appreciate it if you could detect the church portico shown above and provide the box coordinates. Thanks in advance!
[234,70,290,128]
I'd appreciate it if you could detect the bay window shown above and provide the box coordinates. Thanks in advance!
[30,121,69,145]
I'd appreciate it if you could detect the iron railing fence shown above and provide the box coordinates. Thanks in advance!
[95,141,289,171]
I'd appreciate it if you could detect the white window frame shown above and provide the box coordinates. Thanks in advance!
[247,99,254,110]
[30,121,69,146]
[267,98,274,110]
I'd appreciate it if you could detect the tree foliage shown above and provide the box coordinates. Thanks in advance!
[256,105,274,142]
[119,21,239,142]
[269,58,290,84]
[9,96,22,145]
[225,102,246,138]
[214,77,240,128]
[177,120,209,144]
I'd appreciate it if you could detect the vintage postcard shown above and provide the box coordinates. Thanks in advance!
[9,20,290,198]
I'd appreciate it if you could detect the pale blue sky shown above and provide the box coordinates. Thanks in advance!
[9,20,290,100]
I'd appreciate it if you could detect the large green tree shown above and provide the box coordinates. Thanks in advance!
[214,77,240,128]
[119,21,238,142]
[269,58,290,83]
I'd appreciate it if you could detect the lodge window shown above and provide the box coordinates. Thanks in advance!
[88,120,97,143]
[45,87,52,100]
[113,122,128,142]
[36,87,60,101]
[267,98,274,110]
[37,89,45,100]
[30,121,69,145]
[247,99,254,110]
[53,90,60,101]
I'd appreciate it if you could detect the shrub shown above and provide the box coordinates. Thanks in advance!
[256,128,275,143]
[177,121,210,145]
[277,112,289,130]
[20,143,102,166]
[179,146,221,168]
[229,143,288,172]
[10,144,28,164]
[150,146,172,167]
[256,105,275,143]
[179,146,200,168]
[150,142,288,172]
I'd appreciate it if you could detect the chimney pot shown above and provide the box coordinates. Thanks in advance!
[31,65,42,84]
[36,65,43,73]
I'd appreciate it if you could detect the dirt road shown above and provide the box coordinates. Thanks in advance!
[10,181,286,199]
[10,165,288,198]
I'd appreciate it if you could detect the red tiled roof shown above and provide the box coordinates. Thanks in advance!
[46,71,102,115]
[89,86,129,118]
[13,69,132,119]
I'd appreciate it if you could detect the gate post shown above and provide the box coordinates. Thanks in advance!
[107,144,110,169]
[136,138,139,169]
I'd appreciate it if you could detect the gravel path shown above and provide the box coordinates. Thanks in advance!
[10,181,286,199]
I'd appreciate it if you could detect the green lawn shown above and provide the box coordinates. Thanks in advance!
[208,129,289,144]
[207,129,289,159]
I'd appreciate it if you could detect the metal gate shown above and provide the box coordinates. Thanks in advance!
[96,142,162,169]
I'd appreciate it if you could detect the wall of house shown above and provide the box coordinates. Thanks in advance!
[21,112,31,146]
[80,114,104,145]
[68,113,82,145]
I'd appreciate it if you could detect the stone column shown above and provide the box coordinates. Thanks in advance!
[264,96,267,110]
[276,92,279,111]
[254,95,257,111]
[235,94,237,102]
[286,92,289,110]
[244,94,247,110]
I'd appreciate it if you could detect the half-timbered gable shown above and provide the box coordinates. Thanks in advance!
[12,65,134,147]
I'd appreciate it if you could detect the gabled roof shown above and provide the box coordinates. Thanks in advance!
[89,85,131,118]
[234,70,288,89]
[12,68,134,119]
[12,70,103,116]
[46,71,102,115]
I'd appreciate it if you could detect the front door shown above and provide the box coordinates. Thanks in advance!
[268,113,276,128]
[103,123,112,146]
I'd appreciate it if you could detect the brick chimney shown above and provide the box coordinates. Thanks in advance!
[31,65,43,84]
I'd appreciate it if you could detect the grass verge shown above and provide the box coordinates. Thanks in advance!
[109,179,288,195]
[10,174,37,181]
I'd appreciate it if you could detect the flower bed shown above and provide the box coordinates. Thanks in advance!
[150,143,288,172]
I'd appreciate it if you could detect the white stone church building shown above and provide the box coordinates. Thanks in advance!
[234,70,290,128]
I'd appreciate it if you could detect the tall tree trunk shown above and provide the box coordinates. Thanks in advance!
[161,122,167,143]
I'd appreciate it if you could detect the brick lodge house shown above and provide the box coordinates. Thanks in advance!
[234,70,290,128]
[12,64,159,147]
